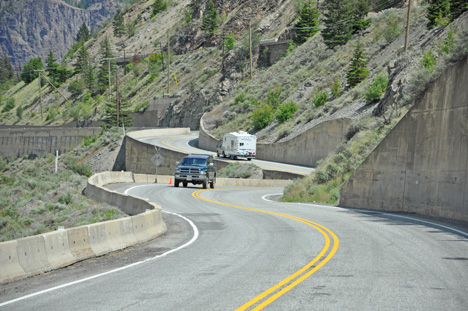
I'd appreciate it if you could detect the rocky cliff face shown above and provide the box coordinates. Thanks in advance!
[0,0,124,68]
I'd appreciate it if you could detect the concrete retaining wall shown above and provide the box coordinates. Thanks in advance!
[126,128,191,176]
[340,56,468,223]
[0,171,167,284]
[199,113,350,167]
[0,127,102,158]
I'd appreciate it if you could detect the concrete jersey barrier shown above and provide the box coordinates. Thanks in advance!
[0,171,167,285]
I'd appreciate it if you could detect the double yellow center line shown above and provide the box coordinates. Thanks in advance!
[192,189,339,310]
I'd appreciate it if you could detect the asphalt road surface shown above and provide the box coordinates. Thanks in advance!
[140,132,315,176]
[1,183,467,310]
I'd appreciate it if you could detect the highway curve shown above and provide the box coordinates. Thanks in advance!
[139,131,315,176]
[1,183,467,310]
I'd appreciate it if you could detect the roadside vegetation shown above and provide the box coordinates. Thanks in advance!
[218,162,263,179]
[0,128,127,242]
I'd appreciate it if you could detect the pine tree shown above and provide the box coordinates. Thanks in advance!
[113,9,126,38]
[97,37,115,94]
[427,0,451,29]
[347,42,369,87]
[75,22,90,43]
[450,0,468,20]
[351,0,370,34]
[153,0,167,16]
[46,50,59,81]
[20,58,43,84]
[75,42,89,73]
[118,98,133,128]
[103,96,133,128]
[201,0,218,36]
[0,53,14,85]
[293,0,320,45]
[322,0,355,49]
[84,64,96,93]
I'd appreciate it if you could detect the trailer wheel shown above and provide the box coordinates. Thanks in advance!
[247,158,251,161]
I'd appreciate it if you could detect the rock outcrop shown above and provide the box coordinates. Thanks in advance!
[0,0,123,68]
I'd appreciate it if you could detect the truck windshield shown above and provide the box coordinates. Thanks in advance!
[181,158,207,166]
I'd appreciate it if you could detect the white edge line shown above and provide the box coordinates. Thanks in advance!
[261,193,284,203]
[0,190,199,308]
[262,194,468,238]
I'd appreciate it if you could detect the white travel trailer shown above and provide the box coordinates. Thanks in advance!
[216,131,257,160]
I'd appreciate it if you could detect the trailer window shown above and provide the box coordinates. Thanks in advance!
[240,143,244,146]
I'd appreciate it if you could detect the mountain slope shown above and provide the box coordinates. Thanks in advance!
[0,0,128,68]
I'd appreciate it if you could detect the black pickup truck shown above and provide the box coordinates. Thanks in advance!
[174,154,217,189]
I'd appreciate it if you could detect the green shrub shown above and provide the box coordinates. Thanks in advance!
[365,75,388,104]
[64,156,92,177]
[251,104,275,130]
[1,98,15,113]
[224,33,236,51]
[331,77,341,98]
[184,6,193,25]
[276,102,298,123]
[375,11,402,44]
[312,90,328,107]
[68,79,85,97]
[266,86,282,108]
[233,92,246,106]
[314,170,330,184]
[148,72,157,82]
[277,127,292,140]
[152,0,168,16]
[134,100,150,112]
[45,107,58,122]
[326,163,341,179]
[83,135,97,147]
[58,193,72,205]
[420,49,437,72]
[147,53,164,65]
[16,105,23,119]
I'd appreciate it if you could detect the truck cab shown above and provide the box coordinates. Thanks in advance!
[174,154,216,189]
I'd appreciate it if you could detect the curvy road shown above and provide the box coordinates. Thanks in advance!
[140,132,315,176]
[1,134,468,310]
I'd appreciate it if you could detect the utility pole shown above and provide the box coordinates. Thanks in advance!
[167,32,171,94]
[108,59,111,98]
[249,19,253,80]
[160,42,165,71]
[116,68,120,128]
[404,0,412,53]
[38,72,70,104]
[34,70,44,121]
[222,30,225,72]
[123,49,126,75]
[102,57,115,102]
